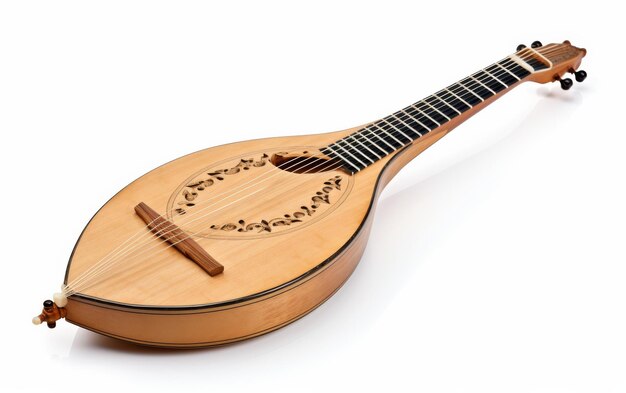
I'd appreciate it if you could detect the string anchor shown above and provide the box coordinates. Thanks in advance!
[32,295,67,329]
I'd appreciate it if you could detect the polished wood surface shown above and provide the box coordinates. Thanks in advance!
[67,131,365,307]
[50,41,587,347]
[134,202,224,276]
[64,126,447,347]
[62,97,481,346]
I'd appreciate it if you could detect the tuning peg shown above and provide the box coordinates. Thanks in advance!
[557,77,573,90]
[516,44,526,51]
[531,40,543,48]
[574,70,587,82]
[568,68,588,82]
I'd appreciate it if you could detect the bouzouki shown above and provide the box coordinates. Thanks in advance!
[33,40,587,348]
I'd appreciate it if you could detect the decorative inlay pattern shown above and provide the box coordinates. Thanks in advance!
[167,147,353,239]
[209,175,343,233]
[174,154,269,215]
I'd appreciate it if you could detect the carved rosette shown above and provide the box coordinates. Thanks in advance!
[173,154,269,216]
[209,175,343,233]
[167,149,353,239]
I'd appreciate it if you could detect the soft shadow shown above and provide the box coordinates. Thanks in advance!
[535,85,584,103]
[69,322,280,356]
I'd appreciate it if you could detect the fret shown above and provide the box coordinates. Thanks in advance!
[320,146,361,173]
[334,137,378,165]
[344,134,382,160]
[483,67,509,88]
[383,115,419,140]
[492,62,521,82]
[363,126,398,150]
[436,90,471,113]
[406,105,439,129]
[450,83,484,104]
[496,61,527,82]
[371,123,407,146]
[420,96,451,119]
[463,77,493,98]
[387,114,423,138]
[320,52,533,172]
[474,70,506,92]
[425,95,460,118]
[500,58,531,79]
[398,109,432,134]
[380,118,414,141]
[486,64,517,86]
[333,139,374,165]
[356,130,390,155]
[334,140,371,167]
[468,75,497,95]
[494,63,520,82]
[413,102,446,125]
[328,142,369,168]
[443,88,473,108]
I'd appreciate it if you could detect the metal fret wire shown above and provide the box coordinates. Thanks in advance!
[326,56,533,172]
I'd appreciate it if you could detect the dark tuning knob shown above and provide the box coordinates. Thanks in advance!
[574,70,587,82]
[33,298,67,329]
[517,44,526,51]
[531,40,543,48]
[559,78,573,90]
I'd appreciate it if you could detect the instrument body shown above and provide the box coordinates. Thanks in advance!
[34,41,587,348]
[64,125,447,347]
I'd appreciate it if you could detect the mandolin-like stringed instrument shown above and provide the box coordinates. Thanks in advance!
[34,40,587,348]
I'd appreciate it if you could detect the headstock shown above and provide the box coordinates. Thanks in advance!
[514,40,587,90]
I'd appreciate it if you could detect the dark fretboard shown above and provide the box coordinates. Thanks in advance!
[321,54,547,173]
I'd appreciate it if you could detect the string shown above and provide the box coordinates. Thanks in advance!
[64,152,344,294]
[67,76,463,294]
[66,122,414,293]
[64,53,530,295]
[63,151,334,291]
[64,157,348,295]
[63,46,567,296]
[65,125,406,291]
[65,107,428,295]
[64,53,529,295]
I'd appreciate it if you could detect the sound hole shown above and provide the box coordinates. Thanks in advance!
[270,151,336,173]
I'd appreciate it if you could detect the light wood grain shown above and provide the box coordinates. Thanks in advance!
[62,56,547,346]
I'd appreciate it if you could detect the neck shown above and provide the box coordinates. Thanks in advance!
[321,53,543,173]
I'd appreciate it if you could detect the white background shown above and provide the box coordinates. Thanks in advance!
[1,1,624,392]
